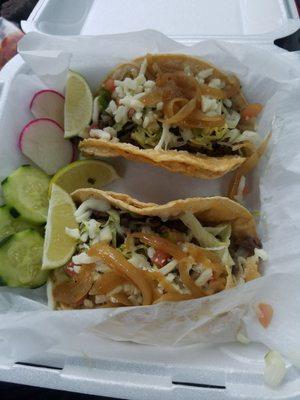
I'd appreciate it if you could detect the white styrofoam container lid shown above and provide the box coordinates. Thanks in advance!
[23,0,300,45]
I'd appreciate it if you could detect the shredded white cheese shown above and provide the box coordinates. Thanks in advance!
[225,109,240,129]
[95,295,108,304]
[234,130,260,147]
[208,78,225,89]
[75,198,111,220]
[201,96,222,115]
[196,68,213,83]
[128,253,151,270]
[72,252,98,265]
[159,259,178,275]
[154,123,172,151]
[90,129,111,140]
[195,268,213,287]
[73,265,81,274]
[65,227,80,240]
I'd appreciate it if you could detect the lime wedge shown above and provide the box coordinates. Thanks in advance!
[49,160,119,195]
[42,184,78,270]
[64,70,93,138]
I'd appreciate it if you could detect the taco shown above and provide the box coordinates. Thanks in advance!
[79,54,264,179]
[49,189,266,310]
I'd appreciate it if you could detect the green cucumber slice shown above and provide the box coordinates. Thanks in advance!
[1,165,50,223]
[0,229,48,288]
[0,204,41,241]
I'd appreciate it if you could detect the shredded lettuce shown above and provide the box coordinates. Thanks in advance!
[188,126,229,150]
[105,210,122,247]
[206,224,230,237]
[128,252,151,270]
[75,198,111,220]
[180,212,223,248]
[99,225,113,243]
[154,123,175,150]
[131,126,161,148]
[180,212,234,266]
[97,88,111,112]
[234,130,260,147]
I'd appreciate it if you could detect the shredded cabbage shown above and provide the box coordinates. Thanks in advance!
[131,126,161,149]
[75,198,111,219]
[99,225,113,243]
[159,259,178,275]
[103,210,122,247]
[234,130,261,147]
[154,123,175,151]
[180,212,224,248]
[236,329,250,344]
[206,224,230,236]
[264,350,286,388]
[65,227,80,240]
[128,252,151,270]
[180,212,234,266]
[188,126,229,149]
[234,175,246,204]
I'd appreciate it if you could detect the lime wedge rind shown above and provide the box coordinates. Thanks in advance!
[64,70,93,139]
[49,159,119,196]
[42,184,78,270]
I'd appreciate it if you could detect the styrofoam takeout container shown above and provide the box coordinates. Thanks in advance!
[0,0,300,399]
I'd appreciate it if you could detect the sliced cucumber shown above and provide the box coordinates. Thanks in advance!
[2,165,50,223]
[0,229,48,288]
[0,204,41,241]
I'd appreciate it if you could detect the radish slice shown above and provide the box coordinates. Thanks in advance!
[19,118,74,175]
[30,90,65,128]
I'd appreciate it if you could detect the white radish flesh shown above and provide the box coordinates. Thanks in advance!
[30,90,65,128]
[19,118,75,175]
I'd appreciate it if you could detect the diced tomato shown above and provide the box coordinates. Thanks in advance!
[151,249,169,268]
[243,184,250,196]
[128,108,135,118]
[208,271,217,283]
[240,103,263,121]
[65,262,76,277]
[257,303,273,328]
[165,230,186,244]
[103,78,116,93]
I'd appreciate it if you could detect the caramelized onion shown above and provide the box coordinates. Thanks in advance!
[164,98,196,125]
[141,89,163,106]
[154,292,194,304]
[52,264,95,305]
[143,270,181,294]
[130,232,187,261]
[182,112,225,129]
[184,243,225,274]
[197,84,226,99]
[178,260,205,297]
[88,243,152,305]
[111,292,133,306]
[228,133,271,199]
[163,97,188,119]
[111,63,139,80]
[231,140,256,157]
[89,272,128,295]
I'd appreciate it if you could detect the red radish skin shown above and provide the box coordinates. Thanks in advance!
[19,118,74,175]
[30,90,65,128]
